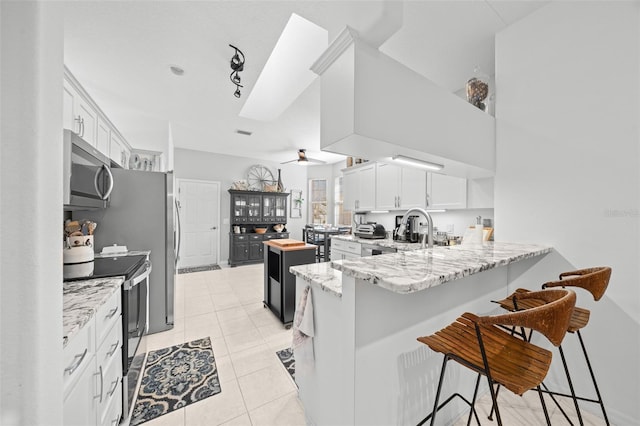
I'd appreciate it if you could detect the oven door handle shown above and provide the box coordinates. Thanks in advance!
[124,260,152,290]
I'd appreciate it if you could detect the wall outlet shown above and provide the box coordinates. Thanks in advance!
[446,224,454,233]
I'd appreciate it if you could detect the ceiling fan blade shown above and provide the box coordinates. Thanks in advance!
[306,157,326,164]
[280,158,298,164]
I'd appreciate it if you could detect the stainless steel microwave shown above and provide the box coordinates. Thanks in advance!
[63,129,113,210]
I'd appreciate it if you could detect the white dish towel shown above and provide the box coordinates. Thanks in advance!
[292,285,315,373]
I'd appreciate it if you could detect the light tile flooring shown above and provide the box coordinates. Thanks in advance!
[142,264,607,426]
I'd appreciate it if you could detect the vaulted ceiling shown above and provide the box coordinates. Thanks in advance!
[63,1,549,165]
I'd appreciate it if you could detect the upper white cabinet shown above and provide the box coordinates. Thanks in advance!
[96,117,111,159]
[63,78,98,148]
[109,132,127,168]
[343,163,376,212]
[64,66,133,166]
[375,163,426,210]
[467,177,494,209]
[428,173,467,209]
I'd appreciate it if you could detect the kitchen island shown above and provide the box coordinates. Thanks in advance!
[290,241,552,425]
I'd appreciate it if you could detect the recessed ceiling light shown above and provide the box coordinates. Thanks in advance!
[169,65,185,76]
[235,129,252,136]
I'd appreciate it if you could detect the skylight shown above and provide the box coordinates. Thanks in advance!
[239,13,328,122]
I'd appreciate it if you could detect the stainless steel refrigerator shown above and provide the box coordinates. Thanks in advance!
[76,169,178,334]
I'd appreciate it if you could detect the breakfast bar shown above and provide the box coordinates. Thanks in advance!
[290,242,552,425]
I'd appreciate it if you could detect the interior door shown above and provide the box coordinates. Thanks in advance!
[176,179,220,268]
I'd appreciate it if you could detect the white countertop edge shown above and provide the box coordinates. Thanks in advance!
[331,242,553,294]
[290,263,343,298]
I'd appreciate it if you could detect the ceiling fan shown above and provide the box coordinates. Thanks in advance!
[281,149,326,165]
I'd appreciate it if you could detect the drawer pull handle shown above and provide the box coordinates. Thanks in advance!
[107,379,119,397]
[106,340,120,358]
[95,365,104,403]
[105,307,118,319]
[64,348,88,375]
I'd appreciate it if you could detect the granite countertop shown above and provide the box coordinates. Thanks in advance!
[331,242,552,294]
[290,262,343,298]
[331,234,423,252]
[63,277,124,347]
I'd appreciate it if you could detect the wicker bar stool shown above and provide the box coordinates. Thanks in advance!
[493,266,611,425]
[416,288,576,426]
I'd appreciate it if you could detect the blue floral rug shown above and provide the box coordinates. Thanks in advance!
[131,337,221,425]
[276,347,295,384]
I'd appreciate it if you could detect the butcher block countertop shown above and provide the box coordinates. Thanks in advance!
[264,239,317,251]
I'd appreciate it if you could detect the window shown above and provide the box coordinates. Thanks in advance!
[334,176,351,225]
[309,179,327,224]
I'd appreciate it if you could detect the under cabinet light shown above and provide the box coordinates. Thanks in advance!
[369,210,390,214]
[391,155,444,171]
[426,209,446,213]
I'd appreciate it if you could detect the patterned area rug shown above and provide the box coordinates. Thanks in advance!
[131,337,221,425]
[276,347,295,384]
[178,264,221,274]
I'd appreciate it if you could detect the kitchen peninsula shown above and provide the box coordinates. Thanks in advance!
[290,241,552,425]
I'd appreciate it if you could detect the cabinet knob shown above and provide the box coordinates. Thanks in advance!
[211,226,217,230]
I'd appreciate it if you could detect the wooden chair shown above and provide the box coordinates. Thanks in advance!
[416,288,576,426]
[493,266,612,425]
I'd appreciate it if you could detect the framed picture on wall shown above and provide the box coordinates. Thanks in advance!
[290,189,303,218]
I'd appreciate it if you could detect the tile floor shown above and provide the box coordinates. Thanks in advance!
[141,264,607,426]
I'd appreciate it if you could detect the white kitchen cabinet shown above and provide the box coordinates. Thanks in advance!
[63,80,77,133]
[331,238,362,261]
[343,163,376,212]
[428,173,467,209]
[63,319,96,426]
[63,290,122,426]
[375,163,427,210]
[75,95,98,146]
[467,177,494,209]
[64,65,134,166]
[62,78,98,146]
[109,133,129,169]
[96,117,111,159]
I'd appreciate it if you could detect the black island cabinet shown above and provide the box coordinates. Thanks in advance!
[228,189,290,267]
[263,239,317,327]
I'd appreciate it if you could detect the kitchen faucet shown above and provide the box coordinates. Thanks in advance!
[398,208,434,249]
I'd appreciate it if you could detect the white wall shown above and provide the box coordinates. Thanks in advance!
[495,2,639,423]
[174,148,308,263]
[1,2,64,424]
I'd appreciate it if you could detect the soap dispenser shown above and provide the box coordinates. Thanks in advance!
[474,216,484,243]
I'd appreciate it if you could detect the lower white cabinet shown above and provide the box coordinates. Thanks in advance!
[63,290,122,426]
[331,239,362,261]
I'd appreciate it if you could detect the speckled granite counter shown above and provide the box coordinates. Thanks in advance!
[63,277,124,347]
[291,241,551,296]
[290,262,342,297]
[331,242,551,294]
